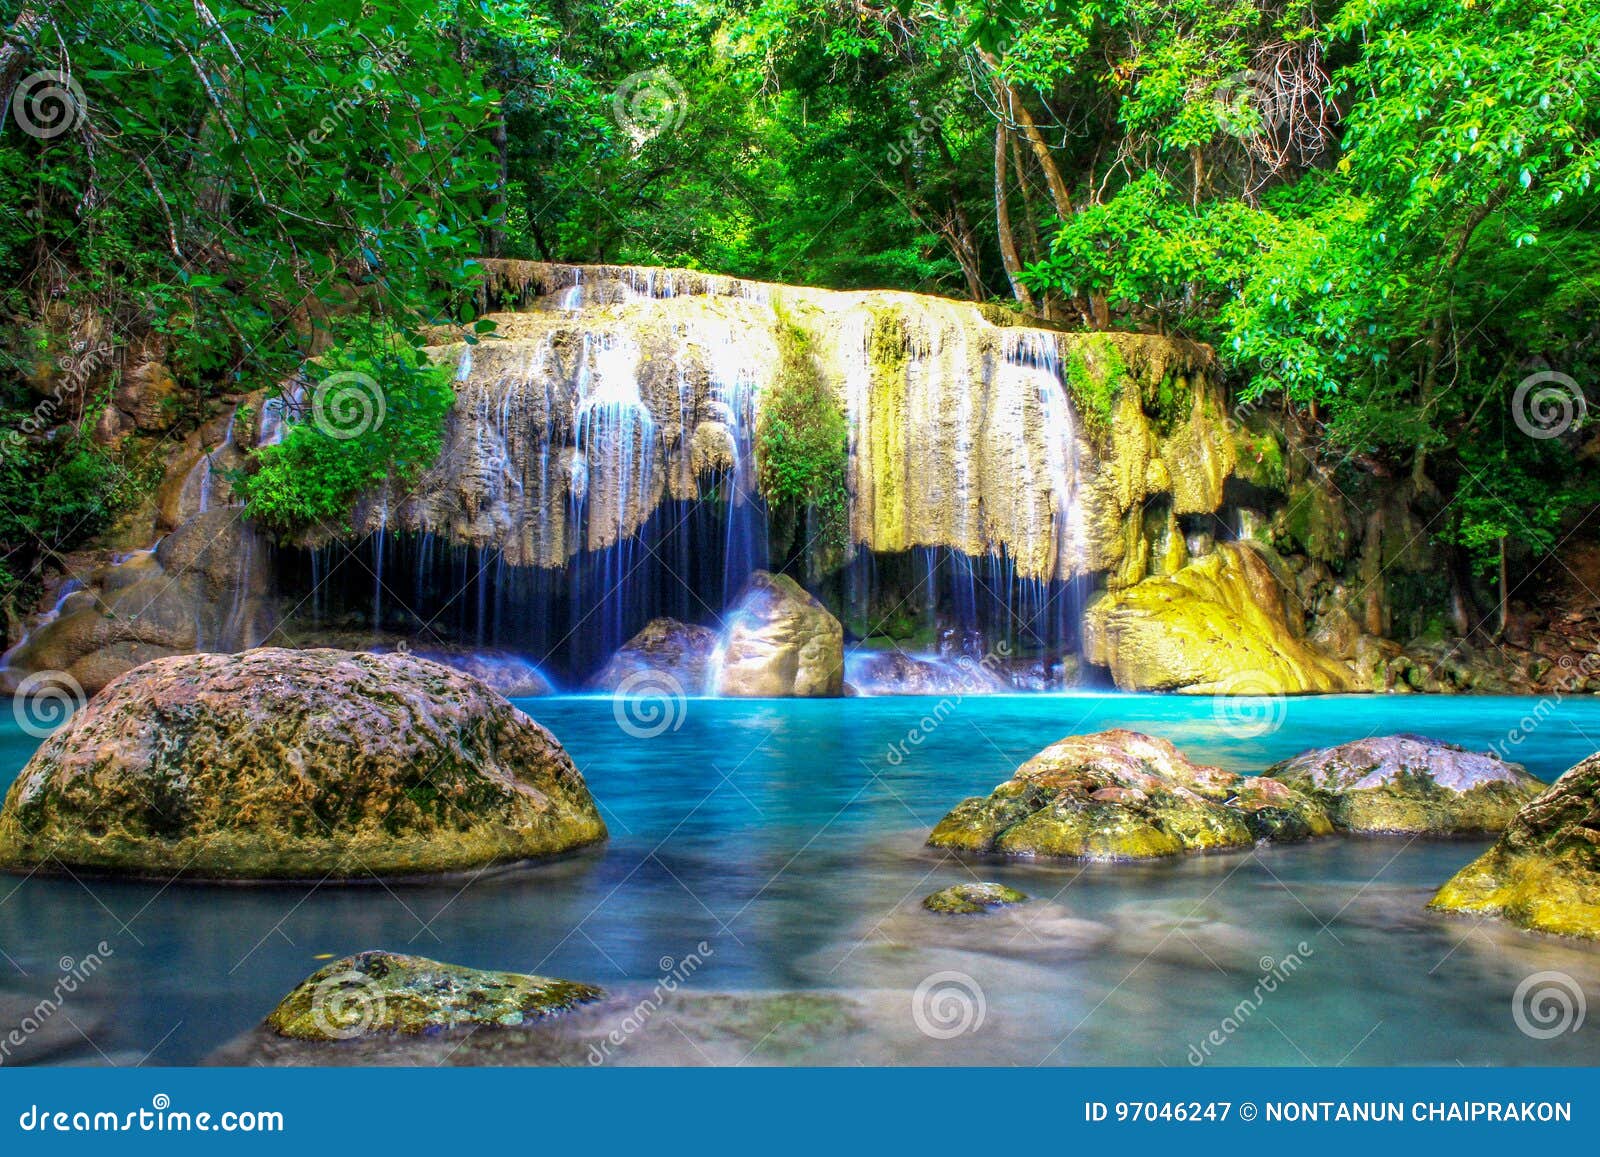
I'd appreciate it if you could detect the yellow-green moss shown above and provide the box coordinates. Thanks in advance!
[922,882,1030,914]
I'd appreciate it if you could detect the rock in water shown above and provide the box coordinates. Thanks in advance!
[265,951,604,1040]
[588,617,718,693]
[1430,754,1600,940]
[927,729,1325,860]
[922,882,1029,914]
[1082,542,1352,693]
[1263,734,1543,834]
[0,648,606,880]
[714,572,843,697]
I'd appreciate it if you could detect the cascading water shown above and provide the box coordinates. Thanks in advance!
[259,261,1221,688]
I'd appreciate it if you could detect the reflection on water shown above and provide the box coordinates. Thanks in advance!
[2,693,1599,1065]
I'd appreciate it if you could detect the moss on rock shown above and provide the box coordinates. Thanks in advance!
[0,648,607,879]
[1430,753,1600,940]
[1082,541,1353,693]
[922,882,1030,914]
[1265,734,1543,835]
[265,951,604,1040]
[927,729,1315,861]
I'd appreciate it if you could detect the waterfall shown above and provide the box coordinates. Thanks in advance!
[261,262,1229,685]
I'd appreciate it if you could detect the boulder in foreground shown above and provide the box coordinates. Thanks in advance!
[1264,734,1543,834]
[927,730,1327,860]
[0,648,606,879]
[1430,753,1600,940]
[266,951,604,1040]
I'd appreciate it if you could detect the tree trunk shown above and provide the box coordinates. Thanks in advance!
[994,121,1034,312]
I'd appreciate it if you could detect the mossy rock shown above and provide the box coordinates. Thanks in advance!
[1430,753,1600,940]
[1230,776,1335,843]
[265,951,604,1040]
[0,648,607,879]
[1082,541,1353,694]
[1264,735,1544,835]
[922,882,1030,914]
[928,730,1271,861]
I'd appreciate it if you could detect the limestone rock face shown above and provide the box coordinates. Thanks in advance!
[1266,735,1544,835]
[714,572,843,697]
[1430,753,1600,939]
[1082,541,1353,693]
[265,951,603,1040]
[362,261,1237,593]
[0,509,273,698]
[0,648,606,879]
[927,730,1326,860]
[589,617,719,693]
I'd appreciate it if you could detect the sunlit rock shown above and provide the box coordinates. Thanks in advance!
[714,572,843,697]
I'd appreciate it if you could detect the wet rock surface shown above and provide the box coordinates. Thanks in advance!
[0,648,606,880]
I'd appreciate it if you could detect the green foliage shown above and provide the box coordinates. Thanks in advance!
[757,316,850,551]
[235,340,456,536]
[1063,337,1126,443]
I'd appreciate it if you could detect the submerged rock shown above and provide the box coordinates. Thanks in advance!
[387,646,554,697]
[922,882,1030,914]
[1263,735,1543,834]
[1431,753,1600,940]
[714,571,843,697]
[0,648,606,879]
[845,650,1010,696]
[1082,542,1352,694]
[266,951,604,1040]
[588,617,718,693]
[927,729,1312,860]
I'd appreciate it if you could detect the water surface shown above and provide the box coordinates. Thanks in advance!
[2,693,1598,1065]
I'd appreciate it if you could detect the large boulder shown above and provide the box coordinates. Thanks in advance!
[1430,754,1600,940]
[1264,735,1544,835]
[265,951,604,1040]
[588,617,718,694]
[927,729,1328,860]
[713,572,843,697]
[0,648,606,879]
[1082,542,1353,693]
